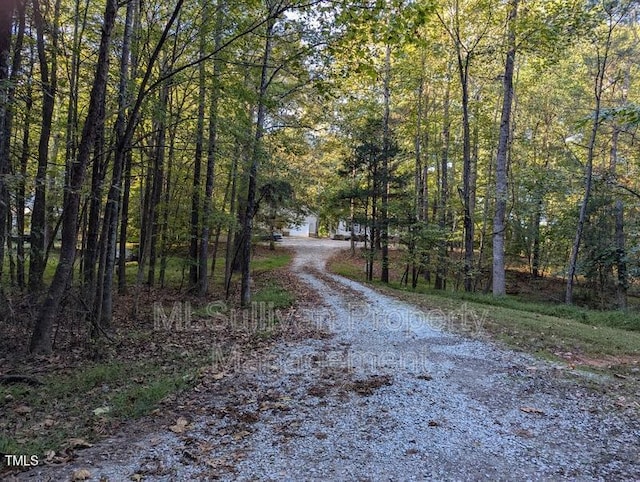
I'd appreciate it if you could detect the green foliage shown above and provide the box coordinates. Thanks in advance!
[111,374,192,419]
[253,282,296,309]
[251,251,292,272]
[331,250,640,332]
[0,358,199,463]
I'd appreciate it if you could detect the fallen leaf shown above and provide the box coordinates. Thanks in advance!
[14,405,32,415]
[65,438,93,449]
[93,406,111,416]
[520,406,545,415]
[232,430,251,441]
[71,468,92,481]
[169,416,190,434]
[428,420,440,427]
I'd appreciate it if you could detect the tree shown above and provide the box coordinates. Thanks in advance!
[0,0,19,284]
[436,0,493,292]
[492,0,518,296]
[30,0,119,354]
[566,2,625,304]
[28,0,61,292]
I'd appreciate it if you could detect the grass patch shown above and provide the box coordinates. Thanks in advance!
[111,373,194,419]
[0,357,200,471]
[253,282,296,310]
[252,252,292,272]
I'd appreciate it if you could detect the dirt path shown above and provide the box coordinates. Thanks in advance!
[17,238,640,481]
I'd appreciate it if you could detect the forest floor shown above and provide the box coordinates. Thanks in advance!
[4,238,640,481]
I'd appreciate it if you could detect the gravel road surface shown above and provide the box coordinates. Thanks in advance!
[17,238,640,481]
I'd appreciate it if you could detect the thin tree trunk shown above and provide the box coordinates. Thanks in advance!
[609,126,627,309]
[28,0,60,292]
[566,22,613,305]
[159,121,175,288]
[492,0,518,296]
[240,14,275,307]
[189,23,206,290]
[96,0,135,319]
[435,76,450,290]
[458,53,474,292]
[147,84,169,287]
[380,42,391,284]
[17,57,32,290]
[224,152,239,298]
[83,111,106,295]
[210,159,234,280]
[0,0,22,283]
[198,0,224,296]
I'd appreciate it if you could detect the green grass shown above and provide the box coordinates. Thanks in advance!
[0,358,200,467]
[111,373,193,419]
[387,281,640,332]
[253,282,296,309]
[252,252,292,272]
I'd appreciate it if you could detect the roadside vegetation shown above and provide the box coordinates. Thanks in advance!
[328,249,640,380]
[0,245,297,475]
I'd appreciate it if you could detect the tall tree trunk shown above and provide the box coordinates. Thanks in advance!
[83,111,106,295]
[30,0,118,355]
[492,0,518,296]
[28,0,60,292]
[159,119,175,288]
[0,0,21,283]
[380,42,391,284]
[189,21,206,290]
[240,14,275,307]
[117,0,140,294]
[434,75,450,290]
[198,0,224,296]
[147,83,169,287]
[129,1,184,301]
[224,151,239,299]
[96,0,135,320]
[412,68,427,288]
[368,158,377,282]
[530,130,546,279]
[565,20,613,305]
[17,56,33,290]
[210,140,235,281]
[458,53,474,292]
[415,65,427,223]
[610,126,627,309]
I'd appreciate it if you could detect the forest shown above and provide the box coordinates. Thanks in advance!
[1,0,640,357]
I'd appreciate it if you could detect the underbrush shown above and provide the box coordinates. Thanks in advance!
[0,245,297,475]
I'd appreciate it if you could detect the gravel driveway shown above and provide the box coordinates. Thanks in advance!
[18,238,640,481]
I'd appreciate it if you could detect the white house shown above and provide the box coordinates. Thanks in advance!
[286,213,318,237]
[330,220,368,240]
